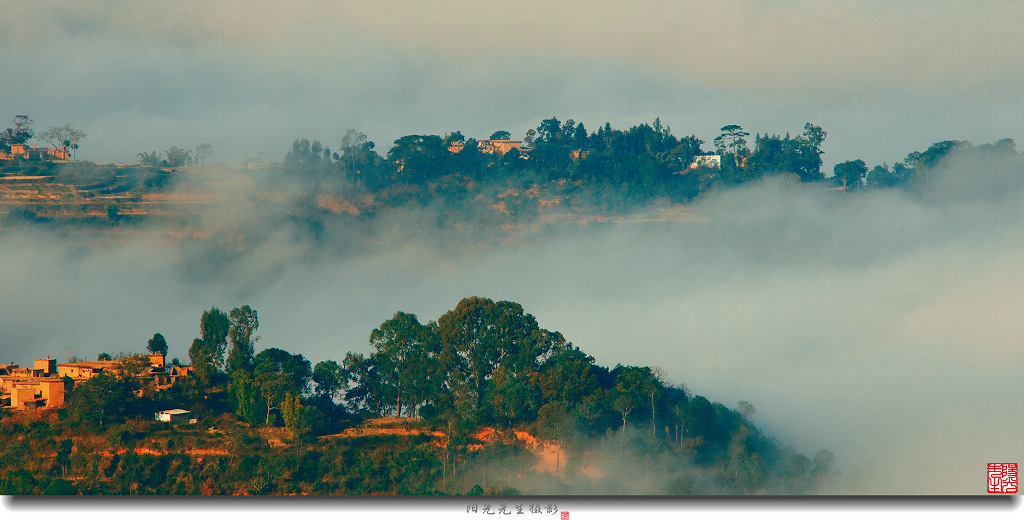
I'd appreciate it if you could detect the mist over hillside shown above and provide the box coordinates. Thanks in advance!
[2,146,1023,493]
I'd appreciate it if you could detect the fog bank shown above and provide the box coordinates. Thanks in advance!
[3,153,1023,493]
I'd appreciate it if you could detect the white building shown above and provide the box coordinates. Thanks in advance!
[689,154,721,170]
[154,409,193,424]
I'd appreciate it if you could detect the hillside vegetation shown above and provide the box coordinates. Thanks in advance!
[1,297,837,495]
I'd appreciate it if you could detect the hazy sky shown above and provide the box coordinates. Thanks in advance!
[3,1,1024,168]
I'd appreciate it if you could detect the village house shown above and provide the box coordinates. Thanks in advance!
[0,143,69,161]
[0,357,64,410]
[477,139,529,156]
[1,354,186,412]
[167,364,192,385]
[57,360,117,380]
[1,378,65,411]
[57,353,168,382]
[446,138,532,157]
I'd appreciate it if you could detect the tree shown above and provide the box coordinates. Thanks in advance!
[865,163,902,188]
[229,370,262,424]
[226,305,259,374]
[369,311,441,417]
[194,143,213,166]
[254,348,312,398]
[55,439,73,478]
[781,452,813,493]
[40,125,86,159]
[735,400,756,420]
[714,125,749,156]
[683,395,715,446]
[811,449,837,493]
[0,115,34,152]
[797,123,827,181]
[725,423,762,493]
[537,346,600,407]
[188,307,230,386]
[341,352,383,414]
[165,146,191,168]
[97,353,112,361]
[255,371,291,424]
[312,359,346,401]
[833,159,867,189]
[647,366,667,439]
[436,297,558,412]
[147,333,169,356]
[489,130,512,140]
[608,365,649,432]
[65,373,137,431]
[387,134,448,185]
[137,151,163,167]
[280,392,305,436]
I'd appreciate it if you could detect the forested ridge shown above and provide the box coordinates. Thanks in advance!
[1,297,838,495]
[3,114,1019,241]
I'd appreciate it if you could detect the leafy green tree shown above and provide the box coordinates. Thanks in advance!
[281,392,305,435]
[342,352,383,414]
[608,365,649,432]
[833,159,867,189]
[229,370,262,424]
[55,439,73,478]
[66,374,137,431]
[436,297,559,412]
[254,347,311,394]
[915,140,970,171]
[683,395,715,445]
[189,307,230,386]
[312,359,346,401]
[865,163,902,188]
[489,130,512,140]
[369,311,441,417]
[255,372,290,425]
[226,305,259,374]
[537,346,600,407]
[97,352,112,361]
[0,115,33,152]
[337,129,384,190]
[147,333,169,356]
[251,347,311,423]
[387,134,449,185]
[482,364,540,427]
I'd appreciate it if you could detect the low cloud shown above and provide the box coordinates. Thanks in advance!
[4,148,1024,493]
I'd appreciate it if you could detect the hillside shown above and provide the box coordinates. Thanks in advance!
[0,297,837,496]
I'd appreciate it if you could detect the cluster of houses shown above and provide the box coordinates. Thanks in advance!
[0,143,69,161]
[446,138,721,172]
[446,139,531,157]
[447,137,722,170]
[0,354,192,412]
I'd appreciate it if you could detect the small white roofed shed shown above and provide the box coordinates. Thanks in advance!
[154,409,193,423]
